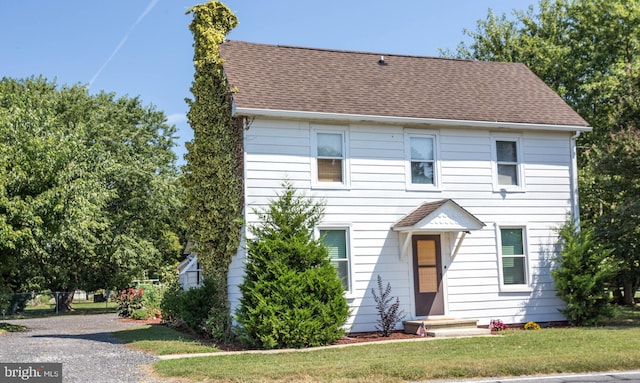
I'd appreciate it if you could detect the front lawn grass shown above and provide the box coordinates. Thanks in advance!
[6,301,118,319]
[111,324,220,355]
[152,306,640,383]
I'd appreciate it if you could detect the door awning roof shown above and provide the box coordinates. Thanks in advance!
[392,199,485,233]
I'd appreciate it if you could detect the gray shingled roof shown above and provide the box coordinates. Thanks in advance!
[392,199,485,229]
[218,40,589,128]
[393,200,451,229]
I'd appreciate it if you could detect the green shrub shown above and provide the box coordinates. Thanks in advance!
[180,277,222,334]
[131,308,152,320]
[117,285,165,319]
[202,298,232,343]
[116,288,144,318]
[553,220,616,326]
[235,182,350,349]
[139,284,163,312]
[159,276,230,342]
[160,279,184,322]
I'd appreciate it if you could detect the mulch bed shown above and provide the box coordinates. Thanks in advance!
[117,316,428,351]
[335,331,427,345]
[118,317,163,325]
[214,330,428,351]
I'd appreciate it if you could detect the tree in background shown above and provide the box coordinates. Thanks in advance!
[446,0,640,305]
[0,77,184,312]
[446,0,640,144]
[236,182,349,349]
[580,129,640,304]
[182,1,242,335]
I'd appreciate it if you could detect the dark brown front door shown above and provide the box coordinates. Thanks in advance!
[413,235,444,316]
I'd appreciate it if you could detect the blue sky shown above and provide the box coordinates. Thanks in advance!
[1,1,537,165]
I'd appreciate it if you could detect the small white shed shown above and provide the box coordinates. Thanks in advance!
[177,242,202,290]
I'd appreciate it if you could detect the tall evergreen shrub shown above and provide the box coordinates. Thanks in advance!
[236,182,350,349]
[553,220,616,326]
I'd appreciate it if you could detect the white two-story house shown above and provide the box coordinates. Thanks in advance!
[214,40,591,333]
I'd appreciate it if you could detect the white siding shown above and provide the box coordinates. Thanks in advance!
[229,118,573,332]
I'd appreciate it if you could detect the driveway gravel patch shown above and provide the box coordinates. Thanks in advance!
[0,313,170,383]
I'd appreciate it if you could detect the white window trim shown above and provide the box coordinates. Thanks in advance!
[491,134,526,193]
[311,125,350,190]
[404,129,441,191]
[495,223,532,292]
[316,225,354,297]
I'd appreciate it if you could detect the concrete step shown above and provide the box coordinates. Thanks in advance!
[427,327,491,338]
[403,318,479,334]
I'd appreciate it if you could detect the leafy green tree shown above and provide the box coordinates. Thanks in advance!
[236,182,350,349]
[446,0,640,143]
[553,220,616,325]
[446,0,640,305]
[0,77,184,311]
[182,1,242,332]
[580,130,640,304]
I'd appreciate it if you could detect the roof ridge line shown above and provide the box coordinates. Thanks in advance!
[223,39,485,63]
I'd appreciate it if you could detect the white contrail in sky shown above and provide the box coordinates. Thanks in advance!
[89,0,160,88]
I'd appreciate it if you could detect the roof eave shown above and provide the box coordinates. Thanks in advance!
[235,107,592,133]
[393,226,471,233]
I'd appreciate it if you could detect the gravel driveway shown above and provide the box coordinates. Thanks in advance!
[0,313,170,383]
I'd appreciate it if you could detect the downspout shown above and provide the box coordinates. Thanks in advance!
[570,131,581,229]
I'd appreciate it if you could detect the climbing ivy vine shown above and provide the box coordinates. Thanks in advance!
[183,0,242,333]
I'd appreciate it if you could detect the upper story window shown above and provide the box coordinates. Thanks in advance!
[496,141,518,185]
[411,137,434,184]
[312,126,349,189]
[405,131,440,191]
[492,135,525,192]
[317,133,343,182]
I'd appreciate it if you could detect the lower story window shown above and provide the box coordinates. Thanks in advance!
[500,228,527,285]
[320,229,350,292]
